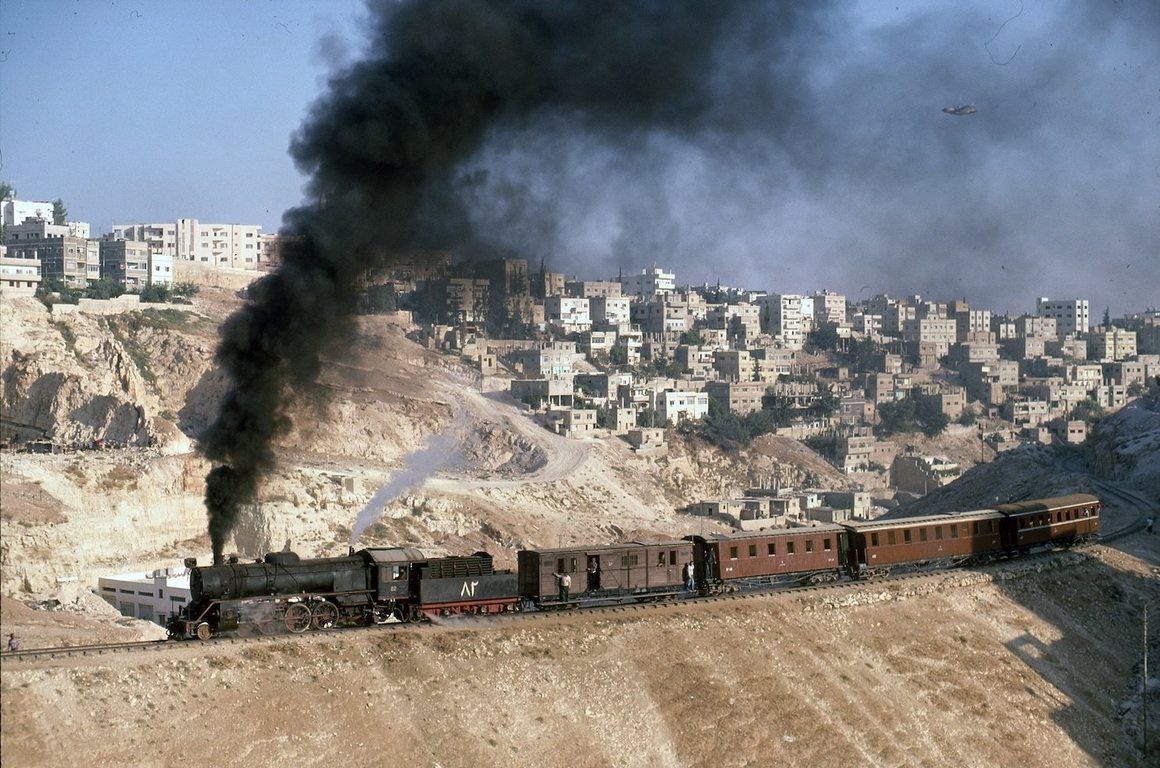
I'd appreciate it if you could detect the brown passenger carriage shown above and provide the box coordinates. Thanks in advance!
[997,493,1100,552]
[844,510,1005,574]
[518,539,693,605]
[690,525,848,588]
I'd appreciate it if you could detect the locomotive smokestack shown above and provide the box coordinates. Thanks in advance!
[199,0,823,548]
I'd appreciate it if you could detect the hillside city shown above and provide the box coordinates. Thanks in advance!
[3,191,1157,531]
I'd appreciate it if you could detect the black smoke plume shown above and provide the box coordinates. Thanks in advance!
[200,0,823,563]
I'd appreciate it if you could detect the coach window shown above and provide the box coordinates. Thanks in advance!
[571,557,578,572]
[919,528,927,542]
[670,550,677,565]
[972,522,980,535]
[887,531,896,546]
[768,542,776,556]
[950,524,958,538]
[871,532,879,547]
[823,538,832,552]
[935,527,943,540]
[658,552,666,567]
[803,540,812,554]
[787,541,796,555]
[730,546,738,560]
[749,544,757,558]
[904,529,912,544]
[557,558,566,574]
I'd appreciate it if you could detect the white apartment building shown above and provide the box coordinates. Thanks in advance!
[2,198,55,228]
[97,568,192,626]
[0,243,41,296]
[761,294,804,350]
[620,265,675,297]
[1037,297,1089,336]
[591,296,631,326]
[657,389,709,423]
[114,218,266,269]
[545,296,592,332]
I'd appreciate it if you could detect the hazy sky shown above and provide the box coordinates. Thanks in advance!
[2,0,1157,316]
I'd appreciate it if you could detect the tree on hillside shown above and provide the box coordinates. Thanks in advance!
[1102,306,1111,328]
[52,198,68,225]
[806,322,840,352]
[0,181,13,201]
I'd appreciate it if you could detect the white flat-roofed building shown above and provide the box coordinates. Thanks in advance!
[591,296,631,326]
[0,243,41,296]
[114,218,266,269]
[545,296,591,332]
[658,389,709,423]
[620,265,675,297]
[2,198,55,228]
[1037,297,1089,336]
[97,568,192,626]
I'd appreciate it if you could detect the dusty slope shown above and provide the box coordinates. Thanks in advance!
[2,540,1156,768]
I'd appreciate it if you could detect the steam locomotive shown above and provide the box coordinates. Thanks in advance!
[168,493,1100,640]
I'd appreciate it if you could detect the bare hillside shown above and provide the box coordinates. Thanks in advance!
[3,541,1156,767]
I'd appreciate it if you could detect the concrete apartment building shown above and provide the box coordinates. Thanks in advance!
[912,384,966,420]
[3,219,97,286]
[676,345,716,377]
[1118,311,1160,354]
[657,390,709,423]
[0,242,40,296]
[442,278,490,323]
[2,198,56,229]
[1015,315,1057,339]
[714,349,753,382]
[813,290,846,326]
[565,279,621,298]
[113,219,266,269]
[705,381,765,415]
[620,265,675,297]
[1037,297,1089,336]
[954,308,992,341]
[1088,328,1137,361]
[590,296,631,326]
[890,453,961,496]
[518,342,582,378]
[544,297,592,332]
[761,294,804,350]
[632,295,690,334]
[902,317,957,364]
[98,237,152,289]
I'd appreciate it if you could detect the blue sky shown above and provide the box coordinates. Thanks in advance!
[1,1,1156,314]
[0,0,364,233]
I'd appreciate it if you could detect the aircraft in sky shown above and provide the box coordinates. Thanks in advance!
[942,104,977,116]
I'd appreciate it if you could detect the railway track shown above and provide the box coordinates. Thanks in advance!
[4,488,1150,665]
[0,537,1120,665]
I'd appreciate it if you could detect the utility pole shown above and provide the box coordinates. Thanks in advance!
[1145,603,1149,755]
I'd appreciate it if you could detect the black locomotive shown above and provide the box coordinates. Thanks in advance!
[169,548,517,640]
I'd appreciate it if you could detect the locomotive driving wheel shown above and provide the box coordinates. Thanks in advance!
[312,601,338,629]
[195,622,213,641]
[283,603,312,634]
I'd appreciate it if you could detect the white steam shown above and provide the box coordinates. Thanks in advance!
[349,418,465,546]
